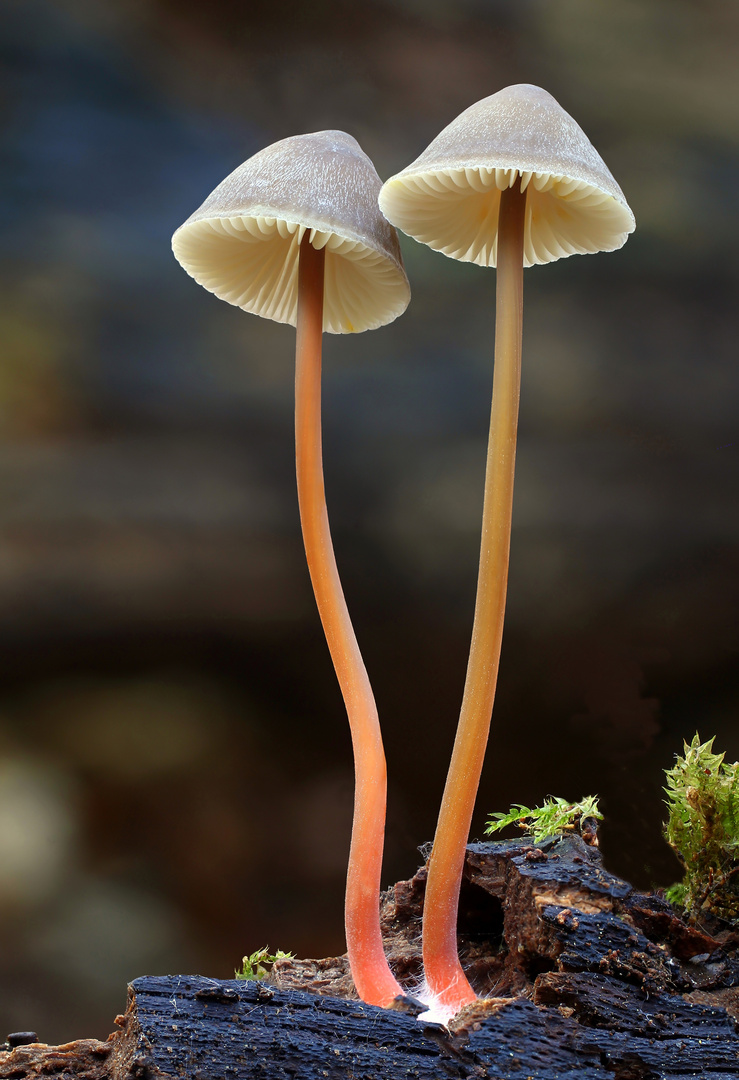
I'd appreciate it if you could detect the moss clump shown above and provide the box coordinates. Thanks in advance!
[235,947,293,981]
[664,734,739,921]
[486,795,603,846]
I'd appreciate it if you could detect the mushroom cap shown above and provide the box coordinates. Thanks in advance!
[378,84,636,268]
[172,131,410,334]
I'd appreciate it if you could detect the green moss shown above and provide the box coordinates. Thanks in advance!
[664,734,739,921]
[235,946,293,981]
[485,794,602,845]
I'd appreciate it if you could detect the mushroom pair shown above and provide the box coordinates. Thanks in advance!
[171,85,635,1019]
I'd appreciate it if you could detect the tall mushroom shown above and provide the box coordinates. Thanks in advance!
[172,131,410,1008]
[379,84,635,1019]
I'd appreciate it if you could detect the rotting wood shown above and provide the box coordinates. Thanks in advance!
[3,836,739,1079]
[0,1038,114,1080]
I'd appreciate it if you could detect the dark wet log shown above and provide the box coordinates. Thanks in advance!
[110,972,739,1079]
[3,836,739,1079]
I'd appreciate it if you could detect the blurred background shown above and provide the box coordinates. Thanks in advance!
[0,0,737,1042]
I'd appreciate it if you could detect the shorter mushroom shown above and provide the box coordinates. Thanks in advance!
[172,131,410,1007]
[380,84,635,1019]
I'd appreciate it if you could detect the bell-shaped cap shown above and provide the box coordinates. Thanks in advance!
[378,84,635,268]
[172,131,410,334]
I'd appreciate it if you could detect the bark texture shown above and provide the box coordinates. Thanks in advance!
[3,837,739,1079]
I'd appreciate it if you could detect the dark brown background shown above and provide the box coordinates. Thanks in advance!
[0,0,737,1042]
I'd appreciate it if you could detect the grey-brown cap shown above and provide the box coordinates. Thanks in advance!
[378,84,635,268]
[172,131,410,334]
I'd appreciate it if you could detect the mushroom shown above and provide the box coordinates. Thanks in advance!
[379,84,635,1018]
[172,131,410,1008]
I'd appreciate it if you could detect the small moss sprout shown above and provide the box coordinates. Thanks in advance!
[486,795,603,845]
[235,947,293,982]
[664,734,739,921]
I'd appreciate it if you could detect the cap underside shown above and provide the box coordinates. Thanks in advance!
[379,165,636,268]
[172,214,409,334]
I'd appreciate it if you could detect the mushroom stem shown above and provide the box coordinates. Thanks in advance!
[423,180,527,1015]
[294,234,402,1008]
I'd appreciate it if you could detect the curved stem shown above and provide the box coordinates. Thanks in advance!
[422,181,527,1015]
[294,234,401,1008]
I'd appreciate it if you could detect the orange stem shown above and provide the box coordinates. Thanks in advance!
[294,234,401,1008]
[422,181,527,1015]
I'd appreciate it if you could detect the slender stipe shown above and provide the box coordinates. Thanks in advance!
[422,181,527,1016]
[294,234,402,1008]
